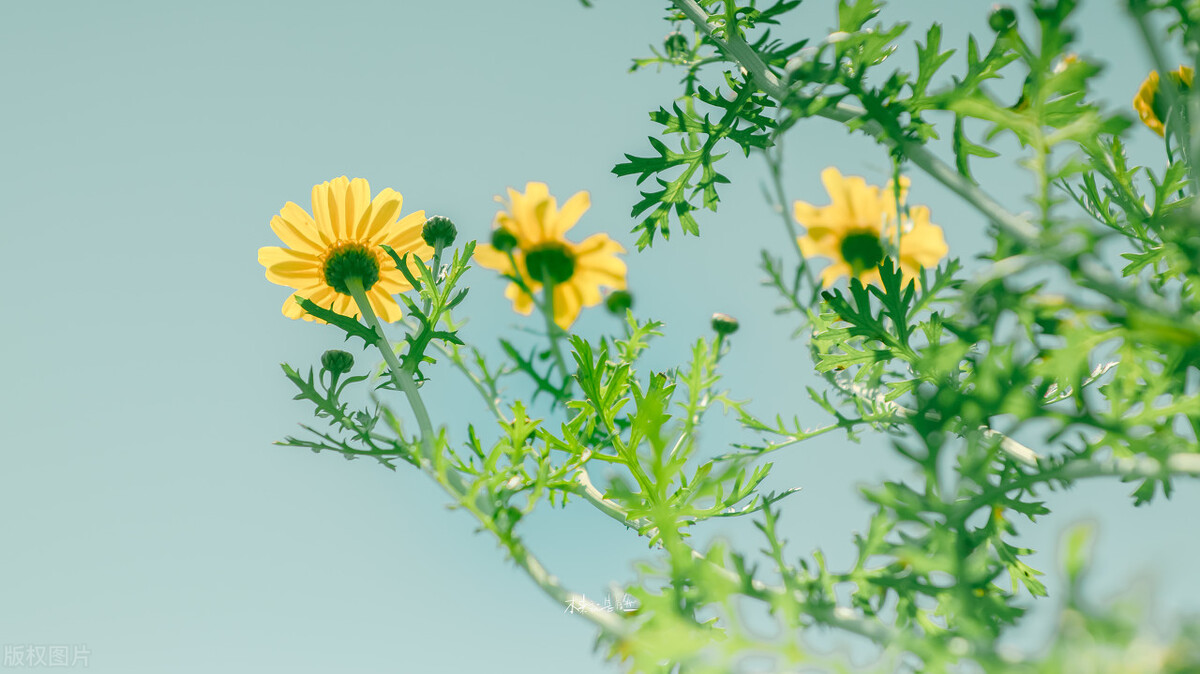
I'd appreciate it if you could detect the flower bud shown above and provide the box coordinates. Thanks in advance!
[491,227,518,253]
[605,290,634,314]
[710,313,739,335]
[421,215,458,248]
[664,31,689,59]
[320,349,355,375]
[988,5,1017,33]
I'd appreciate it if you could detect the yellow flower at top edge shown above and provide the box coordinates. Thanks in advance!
[1134,66,1195,137]
[794,167,948,289]
[474,182,627,330]
[258,176,434,323]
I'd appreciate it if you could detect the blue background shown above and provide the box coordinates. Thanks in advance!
[1,1,1196,672]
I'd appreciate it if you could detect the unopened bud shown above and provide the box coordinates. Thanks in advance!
[320,349,355,375]
[988,5,1017,33]
[710,313,739,335]
[664,31,689,59]
[605,290,634,314]
[491,227,518,253]
[421,215,458,248]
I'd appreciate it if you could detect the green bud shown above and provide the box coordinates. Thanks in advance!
[664,31,689,59]
[320,349,355,375]
[605,290,634,314]
[491,228,518,254]
[988,5,1017,33]
[711,313,739,336]
[421,215,458,248]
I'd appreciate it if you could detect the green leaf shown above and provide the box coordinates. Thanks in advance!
[293,295,378,347]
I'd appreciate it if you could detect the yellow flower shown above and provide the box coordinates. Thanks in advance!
[258,176,434,322]
[1134,66,1195,137]
[794,167,947,288]
[474,182,627,330]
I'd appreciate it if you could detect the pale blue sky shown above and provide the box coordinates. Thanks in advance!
[1,1,1195,672]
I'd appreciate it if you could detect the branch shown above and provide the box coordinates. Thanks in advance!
[668,0,1039,245]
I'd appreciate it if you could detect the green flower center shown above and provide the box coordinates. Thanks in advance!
[840,231,885,274]
[524,244,576,285]
[322,241,380,294]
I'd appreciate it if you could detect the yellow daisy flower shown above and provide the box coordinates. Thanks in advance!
[794,167,948,288]
[1134,66,1194,137]
[474,182,627,330]
[258,176,434,322]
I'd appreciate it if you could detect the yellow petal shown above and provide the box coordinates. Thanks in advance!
[856,268,883,287]
[340,177,371,242]
[360,187,403,241]
[897,261,924,290]
[506,182,556,244]
[572,276,604,308]
[380,211,430,255]
[793,199,825,228]
[370,285,404,323]
[1178,65,1196,87]
[259,247,320,287]
[259,244,318,267]
[898,206,949,267]
[797,233,840,260]
[377,270,416,294]
[572,234,626,289]
[288,284,335,322]
[819,261,851,288]
[270,202,327,254]
[310,178,341,240]
[283,294,307,320]
[552,283,583,330]
[504,282,536,315]
[553,190,590,237]
[1134,71,1165,137]
[474,243,516,275]
[331,290,357,319]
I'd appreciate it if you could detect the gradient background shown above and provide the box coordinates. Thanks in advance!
[1,1,1196,672]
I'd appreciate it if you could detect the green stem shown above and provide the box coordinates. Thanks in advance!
[345,277,435,463]
[501,249,572,394]
[421,242,446,317]
[436,337,509,424]
[540,276,573,392]
[765,140,818,291]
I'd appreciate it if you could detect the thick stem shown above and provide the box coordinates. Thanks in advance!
[540,277,573,386]
[345,277,436,463]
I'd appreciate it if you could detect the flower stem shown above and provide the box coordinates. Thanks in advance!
[421,242,446,317]
[764,140,818,292]
[540,278,573,390]
[345,277,435,463]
